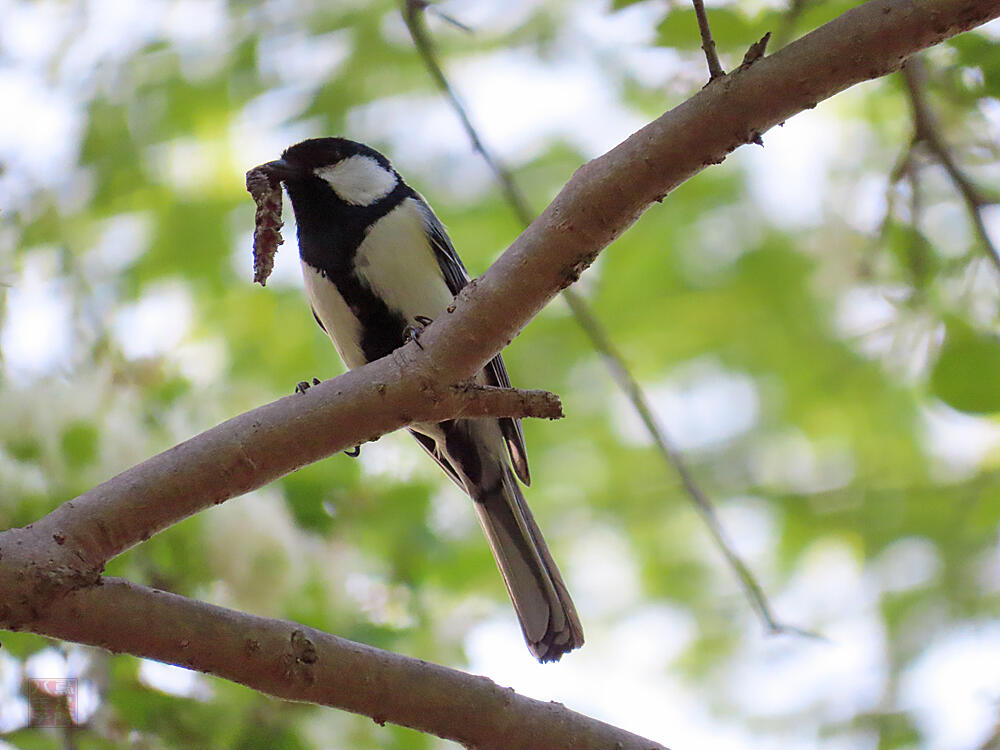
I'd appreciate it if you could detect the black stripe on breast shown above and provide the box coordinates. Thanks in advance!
[288,177,416,363]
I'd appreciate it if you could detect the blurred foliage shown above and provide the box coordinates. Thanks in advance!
[1,0,999,748]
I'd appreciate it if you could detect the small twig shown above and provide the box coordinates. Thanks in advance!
[422,1,473,32]
[402,0,525,219]
[877,132,917,247]
[902,56,1000,275]
[691,0,726,82]
[739,32,771,70]
[402,0,806,637]
[450,384,564,420]
[883,136,935,285]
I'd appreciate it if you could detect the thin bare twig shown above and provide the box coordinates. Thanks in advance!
[692,0,726,81]
[449,384,564,420]
[402,0,521,216]
[902,55,1000,274]
[402,0,805,637]
[563,292,819,638]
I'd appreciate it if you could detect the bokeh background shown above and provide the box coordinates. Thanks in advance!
[2,0,1000,748]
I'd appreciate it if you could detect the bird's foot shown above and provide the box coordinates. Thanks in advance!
[295,377,321,394]
[295,378,360,456]
[404,315,435,350]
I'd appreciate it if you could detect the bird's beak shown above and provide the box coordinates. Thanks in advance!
[260,158,302,182]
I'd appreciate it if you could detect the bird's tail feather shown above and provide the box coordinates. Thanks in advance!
[471,469,584,662]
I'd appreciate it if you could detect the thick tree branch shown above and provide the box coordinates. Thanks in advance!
[33,578,668,750]
[1,0,998,745]
[411,0,1000,389]
[0,377,559,628]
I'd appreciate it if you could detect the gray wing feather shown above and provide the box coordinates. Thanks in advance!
[411,194,472,296]
[482,354,531,485]
[412,196,531,485]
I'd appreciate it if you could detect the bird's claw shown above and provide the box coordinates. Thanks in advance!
[294,378,358,455]
[295,377,321,394]
[404,315,434,350]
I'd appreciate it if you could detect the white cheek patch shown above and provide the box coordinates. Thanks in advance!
[314,155,398,206]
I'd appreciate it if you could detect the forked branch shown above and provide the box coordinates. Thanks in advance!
[1,1,998,748]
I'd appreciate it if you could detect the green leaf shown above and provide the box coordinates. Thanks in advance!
[931,318,1000,413]
[60,420,100,469]
[948,33,1000,98]
[7,435,42,462]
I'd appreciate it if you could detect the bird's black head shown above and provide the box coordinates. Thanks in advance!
[257,137,414,270]
[262,137,402,209]
[281,137,394,173]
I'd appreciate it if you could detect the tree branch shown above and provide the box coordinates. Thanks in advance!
[33,578,669,750]
[449,384,564,419]
[1,0,998,744]
[901,54,1000,274]
[410,0,1000,390]
[0,374,559,628]
[692,0,726,81]
[563,294,821,637]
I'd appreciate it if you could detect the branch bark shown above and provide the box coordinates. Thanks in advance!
[0,379,559,628]
[2,0,998,747]
[34,578,667,750]
[410,0,1000,391]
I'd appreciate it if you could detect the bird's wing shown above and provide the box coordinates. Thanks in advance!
[411,194,473,296]
[413,196,531,486]
[481,350,531,485]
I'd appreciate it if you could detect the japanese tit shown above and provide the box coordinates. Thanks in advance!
[261,137,583,662]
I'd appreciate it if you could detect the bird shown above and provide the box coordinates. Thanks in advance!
[259,137,583,662]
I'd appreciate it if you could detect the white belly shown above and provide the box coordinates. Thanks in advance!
[353,198,456,322]
[300,198,457,370]
[301,263,368,369]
